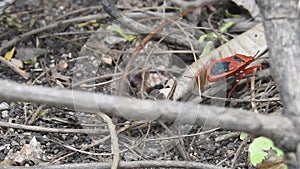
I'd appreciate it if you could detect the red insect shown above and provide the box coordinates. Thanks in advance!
[205,53,265,98]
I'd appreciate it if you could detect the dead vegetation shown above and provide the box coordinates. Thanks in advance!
[0,0,299,169]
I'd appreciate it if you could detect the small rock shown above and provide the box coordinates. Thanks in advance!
[226,150,235,158]
[101,57,112,65]
[10,140,19,146]
[75,72,82,77]
[1,110,9,118]
[34,62,39,69]
[123,151,139,161]
[73,135,78,141]
[61,134,68,140]
[104,36,127,45]
[0,145,5,151]
[0,102,10,110]
[0,152,5,160]
[15,47,48,61]
[14,155,25,166]
[11,58,23,68]
[57,60,68,71]
[54,149,59,154]
[19,139,26,146]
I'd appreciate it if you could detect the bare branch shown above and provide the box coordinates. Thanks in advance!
[0,80,298,151]
[257,0,300,116]
[256,1,300,167]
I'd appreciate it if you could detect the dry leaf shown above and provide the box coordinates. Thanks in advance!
[4,47,15,61]
[10,58,23,68]
[6,137,49,166]
[101,56,113,65]
[57,60,68,71]
[257,149,286,169]
[173,23,267,100]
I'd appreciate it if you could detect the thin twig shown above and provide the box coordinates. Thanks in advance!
[27,104,45,125]
[100,0,213,95]
[215,132,240,142]
[32,55,90,86]
[53,138,115,156]
[79,77,121,88]
[50,135,112,164]
[0,121,106,135]
[159,121,191,161]
[230,134,253,169]
[117,15,181,95]
[0,56,30,79]
[50,122,139,164]
[56,6,103,20]
[0,14,108,54]
[202,94,281,102]
[97,112,120,169]
[0,160,228,169]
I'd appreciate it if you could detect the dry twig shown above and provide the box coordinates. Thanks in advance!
[0,160,227,169]
[97,112,120,169]
[0,121,106,135]
[230,135,253,169]
[0,14,108,55]
[0,56,30,79]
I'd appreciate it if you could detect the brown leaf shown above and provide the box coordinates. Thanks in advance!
[257,149,286,169]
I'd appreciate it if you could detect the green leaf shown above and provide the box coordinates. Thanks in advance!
[78,20,99,28]
[198,32,218,43]
[108,24,136,42]
[29,18,37,28]
[38,110,48,116]
[249,136,284,166]
[240,132,248,140]
[219,22,234,33]
[23,57,37,65]
[199,41,214,58]
[206,32,218,39]
[225,9,240,18]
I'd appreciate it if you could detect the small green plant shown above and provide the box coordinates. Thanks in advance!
[108,24,136,42]
[249,136,287,168]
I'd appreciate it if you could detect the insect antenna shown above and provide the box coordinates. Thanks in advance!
[254,48,269,59]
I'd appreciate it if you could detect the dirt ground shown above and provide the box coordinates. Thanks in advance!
[0,0,282,168]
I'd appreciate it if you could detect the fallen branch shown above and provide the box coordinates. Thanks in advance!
[0,80,298,151]
[0,160,227,169]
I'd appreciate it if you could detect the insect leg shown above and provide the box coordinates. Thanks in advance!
[228,64,264,98]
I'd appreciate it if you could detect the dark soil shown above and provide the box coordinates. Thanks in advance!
[0,1,281,169]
